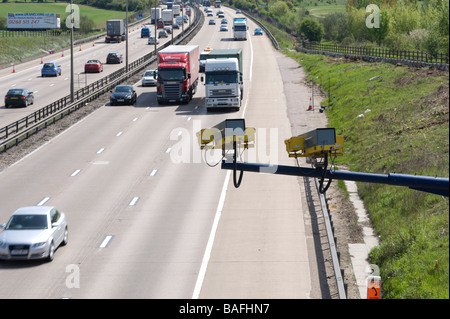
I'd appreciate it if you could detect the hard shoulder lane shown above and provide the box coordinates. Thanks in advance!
[197,8,315,298]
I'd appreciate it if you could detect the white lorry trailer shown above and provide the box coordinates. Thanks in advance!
[151,7,162,24]
[172,4,181,16]
[162,9,173,25]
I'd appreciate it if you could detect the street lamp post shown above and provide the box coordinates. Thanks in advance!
[70,0,74,103]
[126,0,129,72]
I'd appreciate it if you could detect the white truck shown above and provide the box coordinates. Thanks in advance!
[172,4,181,16]
[233,17,248,40]
[202,49,243,112]
[162,9,173,25]
[151,7,162,24]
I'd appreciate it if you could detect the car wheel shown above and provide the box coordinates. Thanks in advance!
[47,242,55,262]
[62,227,68,246]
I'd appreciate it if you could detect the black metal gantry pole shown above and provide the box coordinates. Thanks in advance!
[221,161,449,197]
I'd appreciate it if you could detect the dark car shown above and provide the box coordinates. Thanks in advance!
[164,26,172,34]
[110,85,137,106]
[41,62,61,77]
[141,27,150,38]
[106,52,123,64]
[158,30,169,38]
[4,88,34,108]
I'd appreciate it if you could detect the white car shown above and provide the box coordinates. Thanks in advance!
[0,206,68,262]
[148,36,159,45]
[142,69,158,87]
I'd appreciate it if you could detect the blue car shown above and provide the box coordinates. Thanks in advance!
[254,28,263,36]
[41,62,61,77]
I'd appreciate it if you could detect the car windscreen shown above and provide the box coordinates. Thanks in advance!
[87,60,98,64]
[144,71,155,77]
[158,68,185,81]
[43,63,55,68]
[6,215,48,230]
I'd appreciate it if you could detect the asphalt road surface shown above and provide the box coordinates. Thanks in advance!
[0,7,320,299]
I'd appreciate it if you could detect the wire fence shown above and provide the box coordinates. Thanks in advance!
[0,29,71,37]
[304,42,449,65]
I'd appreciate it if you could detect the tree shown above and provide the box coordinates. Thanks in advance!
[269,1,288,18]
[322,12,350,42]
[298,17,324,42]
[367,9,390,45]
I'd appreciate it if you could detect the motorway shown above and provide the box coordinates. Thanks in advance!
[0,6,319,299]
[0,15,189,128]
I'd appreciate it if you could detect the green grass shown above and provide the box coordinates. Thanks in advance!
[283,51,449,298]
[0,2,127,29]
[0,2,129,65]
[299,0,347,17]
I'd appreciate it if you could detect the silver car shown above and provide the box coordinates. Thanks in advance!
[0,206,68,262]
[148,36,159,45]
[141,69,158,87]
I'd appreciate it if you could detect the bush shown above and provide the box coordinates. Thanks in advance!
[298,17,324,42]
[321,12,350,42]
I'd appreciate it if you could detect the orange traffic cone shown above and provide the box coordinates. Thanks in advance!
[40,57,43,64]
[307,97,313,111]
[12,64,15,73]
[61,49,64,57]
[79,45,82,51]
[93,41,95,47]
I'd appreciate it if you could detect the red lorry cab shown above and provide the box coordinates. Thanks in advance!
[156,45,199,104]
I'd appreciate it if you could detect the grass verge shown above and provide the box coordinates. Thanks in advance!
[284,51,449,298]
[0,2,129,66]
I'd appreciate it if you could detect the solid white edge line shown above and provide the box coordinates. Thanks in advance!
[192,22,254,299]
[192,170,231,299]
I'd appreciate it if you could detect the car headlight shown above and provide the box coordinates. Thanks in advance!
[32,242,46,248]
